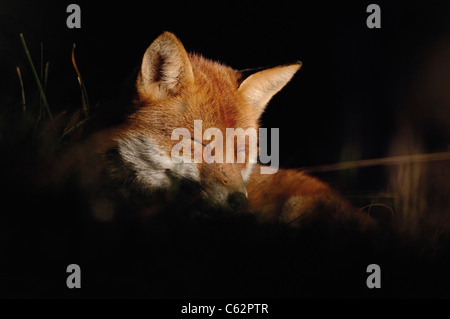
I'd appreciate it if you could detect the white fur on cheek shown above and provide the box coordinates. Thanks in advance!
[117,133,199,190]
[241,146,258,182]
[241,162,255,183]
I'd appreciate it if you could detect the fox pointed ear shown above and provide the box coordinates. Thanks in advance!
[238,62,302,118]
[137,32,194,98]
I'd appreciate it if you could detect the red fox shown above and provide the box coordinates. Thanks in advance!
[50,31,376,231]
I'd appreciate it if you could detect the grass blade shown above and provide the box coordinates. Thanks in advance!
[19,33,54,123]
[39,42,44,114]
[303,152,450,173]
[44,61,50,91]
[16,66,26,115]
[59,117,89,142]
[71,43,89,117]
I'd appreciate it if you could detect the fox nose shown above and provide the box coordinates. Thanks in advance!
[227,192,248,212]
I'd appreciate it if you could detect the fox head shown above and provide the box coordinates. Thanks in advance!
[114,32,301,212]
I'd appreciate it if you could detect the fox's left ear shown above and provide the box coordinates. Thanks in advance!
[238,62,302,118]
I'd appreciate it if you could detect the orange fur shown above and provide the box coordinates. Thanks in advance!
[247,165,376,230]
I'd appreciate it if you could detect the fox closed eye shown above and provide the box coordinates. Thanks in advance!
[191,137,206,147]
[192,136,246,157]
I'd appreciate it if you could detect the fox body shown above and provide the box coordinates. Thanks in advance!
[52,32,375,230]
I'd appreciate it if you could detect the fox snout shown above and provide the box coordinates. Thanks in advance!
[200,163,248,212]
[227,191,248,211]
[204,184,248,213]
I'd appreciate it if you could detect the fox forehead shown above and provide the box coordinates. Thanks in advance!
[189,54,252,129]
[132,53,258,133]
